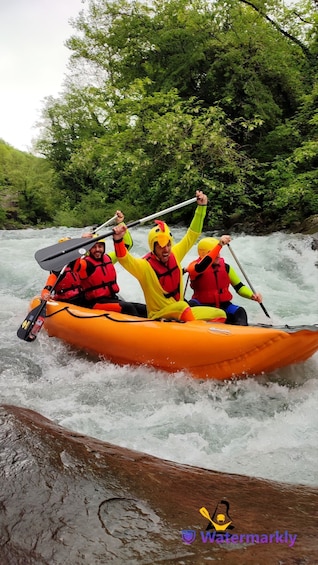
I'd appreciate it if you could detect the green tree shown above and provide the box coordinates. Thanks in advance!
[34,0,318,231]
[0,140,56,227]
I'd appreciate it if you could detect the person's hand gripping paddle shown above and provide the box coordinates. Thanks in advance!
[17,265,68,342]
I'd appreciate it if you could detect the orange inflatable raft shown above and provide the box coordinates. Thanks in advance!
[30,297,318,381]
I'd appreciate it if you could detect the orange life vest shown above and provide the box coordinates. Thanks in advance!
[80,254,120,302]
[144,252,181,300]
[52,266,82,301]
[191,257,232,307]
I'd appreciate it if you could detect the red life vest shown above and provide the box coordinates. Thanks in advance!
[53,266,82,301]
[144,252,181,300]
[80,254,120,302]
[191,257,233,307]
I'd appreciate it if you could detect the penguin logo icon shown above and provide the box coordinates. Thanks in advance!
[200,499,234,532]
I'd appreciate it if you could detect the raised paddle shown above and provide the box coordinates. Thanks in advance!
[227,243,271,319]
[17,265,68,342]
[93,215,118,232]
[35,197,197,272]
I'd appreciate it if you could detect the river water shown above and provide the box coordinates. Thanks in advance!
[1,226,318,487]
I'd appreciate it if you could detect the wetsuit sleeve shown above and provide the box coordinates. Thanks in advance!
[173,204,207,262]
[185,243,223,279]
[113,239,128,258]
[185,260,199,280]
[228,265,253,298]
[75,258,89,278]
[41,272,57,298]
[108,251,116,264]
[122,226,133,251]
[195,244,223,273]
[107,225,132,263]
[189,205,207,234]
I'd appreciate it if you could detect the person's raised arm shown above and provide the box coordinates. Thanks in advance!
[115,210,133,250]
[188,190,208,234]
[112,224,128,258]
[185,235,231,278]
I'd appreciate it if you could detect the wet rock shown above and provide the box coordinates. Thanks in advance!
[311,237,318,251]
[298,214,318,236]
[0,404,317,564]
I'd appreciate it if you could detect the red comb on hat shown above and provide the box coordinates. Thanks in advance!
[154,220,166,231]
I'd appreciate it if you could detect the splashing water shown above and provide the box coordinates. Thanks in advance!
[1,227,318,486]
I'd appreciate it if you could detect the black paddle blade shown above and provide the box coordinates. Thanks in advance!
[35,238,94,271]
[17,301,47,342]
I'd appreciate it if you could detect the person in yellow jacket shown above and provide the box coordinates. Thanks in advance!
[185,237,263,325]
[112,191,229,322]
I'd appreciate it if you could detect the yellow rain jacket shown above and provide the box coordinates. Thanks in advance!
[114,205,225,321]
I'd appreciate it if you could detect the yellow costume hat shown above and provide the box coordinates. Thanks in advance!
[148,220,173,251]
[197,237,220,258]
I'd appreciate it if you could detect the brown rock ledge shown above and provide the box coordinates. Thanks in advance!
[0,404,317,564]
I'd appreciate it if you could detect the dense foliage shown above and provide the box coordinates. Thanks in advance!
[2,0,318,231]
[0,140,56,228]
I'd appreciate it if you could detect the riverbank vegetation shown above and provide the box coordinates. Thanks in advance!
[1,0,318,233]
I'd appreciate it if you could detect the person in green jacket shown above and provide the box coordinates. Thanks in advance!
[112,191,230,322]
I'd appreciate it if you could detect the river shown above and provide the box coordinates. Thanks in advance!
[1,226,318,487]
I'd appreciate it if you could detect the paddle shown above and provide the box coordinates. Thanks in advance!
[17,299,47,342]
[17,265,68,342]
[199,506,214,526]
[17,216,117,342]
[227,243,271,319]
[35,197,197,272]
[183,273,190,299]
[93,215,117,232]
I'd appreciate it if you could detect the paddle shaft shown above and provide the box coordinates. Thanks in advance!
[36,197,197,269]
[94,215,117,232]
[227,244,271,319]
[58,197,196,258]
[183,273,190,299]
